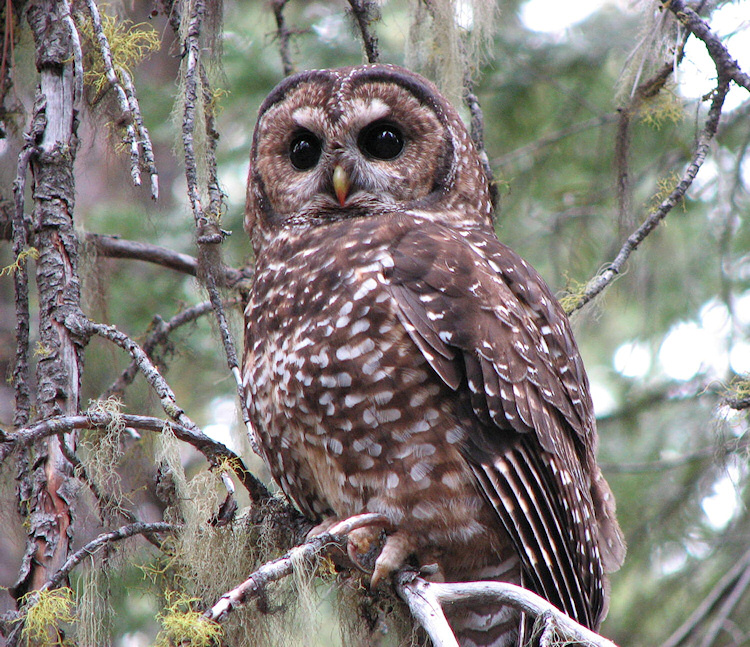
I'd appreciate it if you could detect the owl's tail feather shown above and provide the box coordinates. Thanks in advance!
[445,601,521,647]
[442,556,525,647]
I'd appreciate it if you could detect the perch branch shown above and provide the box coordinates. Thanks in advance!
[205,513,620,647]
[205,514,388,622]
[396,576,620,647]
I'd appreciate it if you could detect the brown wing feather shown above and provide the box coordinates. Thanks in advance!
[384,221,620,628]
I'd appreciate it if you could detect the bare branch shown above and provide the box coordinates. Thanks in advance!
[663,546,750,647]
[102,298,242,399]
[84,232,248,285]
[397,576,620,647]
[346,0,380,64]
[82,0,159,198]
[567,77,731,313]
[44,522,176,591]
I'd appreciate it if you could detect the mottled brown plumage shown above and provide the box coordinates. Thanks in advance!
[242,64,625,647]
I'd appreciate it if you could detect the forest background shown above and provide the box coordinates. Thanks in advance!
[1,0,750,646]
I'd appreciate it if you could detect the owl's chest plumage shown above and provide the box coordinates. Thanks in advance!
[243,217,499,558]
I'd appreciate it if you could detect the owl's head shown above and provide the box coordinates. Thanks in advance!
[245,65,494,249]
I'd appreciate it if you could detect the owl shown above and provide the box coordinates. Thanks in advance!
[242,64,625,647]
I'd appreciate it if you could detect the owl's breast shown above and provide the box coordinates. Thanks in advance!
[243,219,484,543]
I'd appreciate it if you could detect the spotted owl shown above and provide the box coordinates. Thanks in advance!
[242,64,625,647]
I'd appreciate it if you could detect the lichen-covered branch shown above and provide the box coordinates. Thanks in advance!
[1,411,271,503]
[666,0,750,93]
[205,514,387,622]
[45,522,177,591]
[82,0,159,198]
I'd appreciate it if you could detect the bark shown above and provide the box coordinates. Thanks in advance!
[12,0,85,603]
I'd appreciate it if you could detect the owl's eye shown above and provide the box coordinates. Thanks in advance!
[289,131,322,170]
[359,122,404,160]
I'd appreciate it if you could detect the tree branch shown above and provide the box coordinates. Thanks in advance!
[44,521,176,591]
[82,0,158,198]
[102,298,242,399]
[346,0,380,64]
[567,76,731,313]
[1,411,271,503]
[666,0,750,93]
[205,513,620,647]
[205,514,388,622]
[396,577,619,647]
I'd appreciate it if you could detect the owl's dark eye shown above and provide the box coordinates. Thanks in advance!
[359,122,404,160]
[289,131,322,170]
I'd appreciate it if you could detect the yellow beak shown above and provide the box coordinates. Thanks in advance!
[333,165,350,207]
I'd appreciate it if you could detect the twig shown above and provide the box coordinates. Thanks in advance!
[119,67,159,199]
[271,0,294,76]
[493,114,618,168]
[663,546,750,647]
[205,514,388,622]
[102,298,242,399]
[666,0,750,93]
[44,522,176,591]
[568,76,730,313]
[82,0,158,197]
[180,0,207,227]
[346,0,379,64]
[699,557,750,647]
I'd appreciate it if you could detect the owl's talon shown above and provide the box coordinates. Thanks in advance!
[369,531,413,588]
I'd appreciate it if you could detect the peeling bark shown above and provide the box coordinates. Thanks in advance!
[12,0,84,603]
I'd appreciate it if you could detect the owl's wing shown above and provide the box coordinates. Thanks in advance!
[384,222,623,628]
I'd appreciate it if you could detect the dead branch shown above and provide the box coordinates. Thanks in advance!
[102,298,243,399]
[396,576,620,647]
[82,0,159,198]
[45,521,176,591]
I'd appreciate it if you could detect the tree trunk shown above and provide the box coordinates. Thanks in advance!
[12,0,84,603]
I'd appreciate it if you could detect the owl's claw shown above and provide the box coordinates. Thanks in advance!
[369,531,414,588]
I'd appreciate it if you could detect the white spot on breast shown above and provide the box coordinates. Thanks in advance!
[353,277,378,300]
[345,393,365,408]
[350,319,371,335]
[386,473,399,489]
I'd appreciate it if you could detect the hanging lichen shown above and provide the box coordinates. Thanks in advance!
[406,0,498,108]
